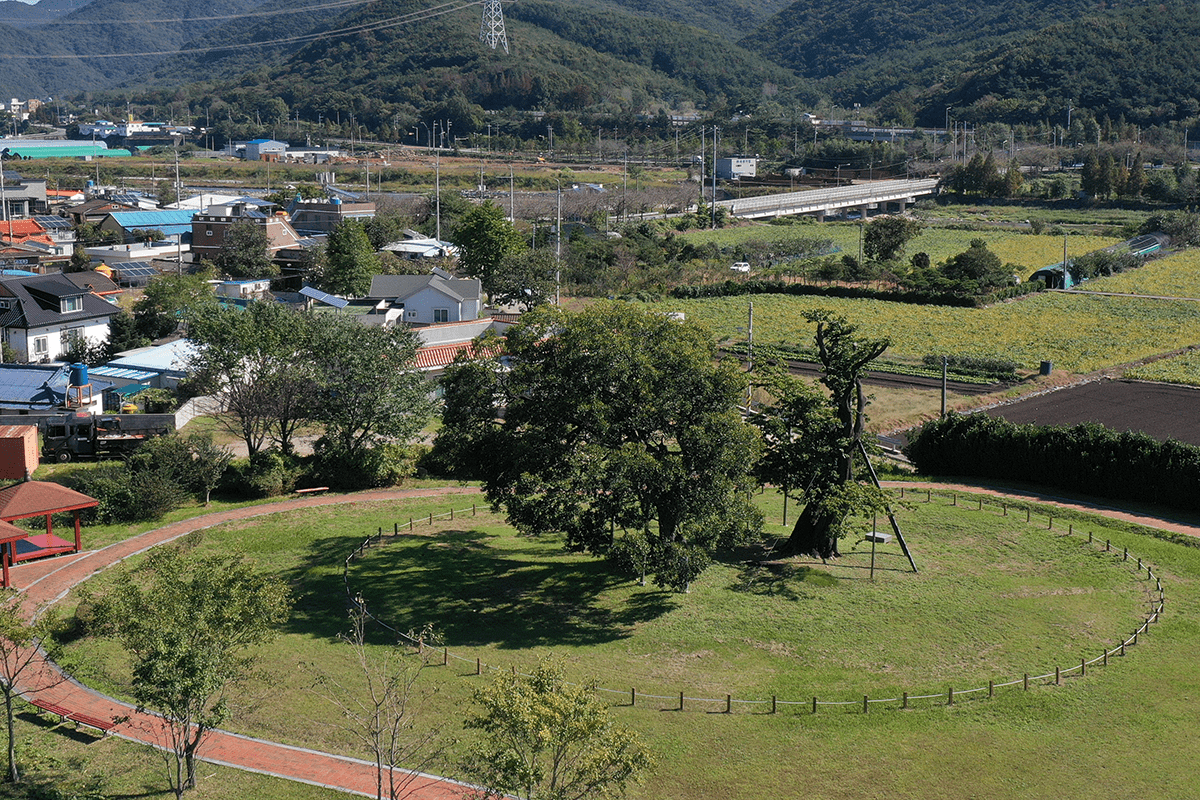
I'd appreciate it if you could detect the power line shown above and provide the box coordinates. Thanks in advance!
[37,0,376,26]
[0,0,483,61]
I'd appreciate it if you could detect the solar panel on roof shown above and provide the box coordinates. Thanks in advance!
[33,216,72,230]
[299,285,349,309]
[117,265,160,278]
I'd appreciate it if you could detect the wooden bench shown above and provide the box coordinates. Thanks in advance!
[30,698,72,719]
[67,711,116,735]
[30,698,115,735]
[294,486,330,496]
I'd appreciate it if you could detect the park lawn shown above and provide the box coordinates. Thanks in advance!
[54,489,1200,799]
[660,291,1200,373]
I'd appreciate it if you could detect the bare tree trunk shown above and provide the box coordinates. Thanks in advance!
[5,691,17,784]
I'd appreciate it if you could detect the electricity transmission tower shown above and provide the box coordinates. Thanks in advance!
[480,0,509,54]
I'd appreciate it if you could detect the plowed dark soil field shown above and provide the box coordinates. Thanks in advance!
[984,379,1200,446]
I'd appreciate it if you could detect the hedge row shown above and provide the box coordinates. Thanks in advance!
[668,280,979,307]
[904,413,1200,512]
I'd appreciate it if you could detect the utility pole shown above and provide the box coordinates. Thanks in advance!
[509,164,514,222]
[711,126,719,229]
[555,181,562,305]
[435,149,441,242]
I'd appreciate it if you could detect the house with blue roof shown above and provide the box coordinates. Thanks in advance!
[99,209,196,245]
[0,362,111,413]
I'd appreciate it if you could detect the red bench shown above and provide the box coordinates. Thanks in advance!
[67,711,116,735]
[30,697,116,735]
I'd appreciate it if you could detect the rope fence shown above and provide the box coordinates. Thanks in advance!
[343,490,1167,715]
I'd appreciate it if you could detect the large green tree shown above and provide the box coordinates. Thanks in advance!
[308,313,432,464]
[87,544,291,798]
[862,216,923,263]
[187,302,314,456]
[214,220,277,278]
[464,660,653,800]
[436,303,761,589]
[451,202,526,295]
[318,219,378,297]
[133,273,216,341]
[757,311,891,559]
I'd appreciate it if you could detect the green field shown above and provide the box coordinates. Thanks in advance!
[52,490,1200,800]
[1125,347,1200,386]
[682,221,1119,273]
[660,291,1200,372]
[1084,249,1200,299]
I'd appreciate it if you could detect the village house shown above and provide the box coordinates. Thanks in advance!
[0,273,115,362]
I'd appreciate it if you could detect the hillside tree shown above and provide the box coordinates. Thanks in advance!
[451,202,526,295]
[318,219,379,297]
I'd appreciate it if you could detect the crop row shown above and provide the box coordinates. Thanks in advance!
[1125,349,1200,386]
[1083,249,1200,299]
[664,292,1200,373]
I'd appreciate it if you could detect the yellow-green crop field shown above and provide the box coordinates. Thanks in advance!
[1125,348,1200,385]
[684,223,1118,273]
[1083,250,1200,298]
[662,292,1200,373]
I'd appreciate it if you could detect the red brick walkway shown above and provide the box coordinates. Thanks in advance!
[10,486,483,800]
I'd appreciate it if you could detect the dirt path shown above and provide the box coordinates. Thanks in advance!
[10,486,483,800]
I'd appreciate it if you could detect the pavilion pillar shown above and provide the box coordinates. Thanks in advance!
[74,511,81,552]
[2,545,9,589]
[46,513,51,538]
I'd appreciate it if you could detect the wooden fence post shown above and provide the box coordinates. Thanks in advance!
[1026,508,1031,522]
[926,489,931,503]
[409,517,414,531]
[1106,539,1110,551]
[1055,666,1060,685]
[394,522,399,536]
[771,695,777,714]
[476,658,481,675]
[1003,503,1007,516]
[988,680,994,698]
[726,694,732,714]
[443,648,448,666]
[451,507,454,520]
[1123,546,1128,561]
[1023,673,1028,691]
[863,695,869,714]
[902,692,908,709]
[952,493,956,506]
[1081,658,1086,677]
[812,696,818,714]
[978,497,982,510]
[631,688,636,707]
[947,686,954,705]
[473,504,477,516]
[679,692,685,712]
[429,512,433,525]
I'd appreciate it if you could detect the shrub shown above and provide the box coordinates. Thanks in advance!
[310,439,416,490]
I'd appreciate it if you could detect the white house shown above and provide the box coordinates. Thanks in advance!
[368,275,481,325]
[0,274,114,362]
[716,157,758,180]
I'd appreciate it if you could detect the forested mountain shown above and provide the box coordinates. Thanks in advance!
[0,0,91,28]
[0,0,267,96]
[6,0,1200,130]
[181,0,804,126]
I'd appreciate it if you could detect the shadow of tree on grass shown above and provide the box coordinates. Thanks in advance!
[291,527,678,650]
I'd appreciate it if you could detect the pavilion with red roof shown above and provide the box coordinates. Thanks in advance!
[0,481,98,588]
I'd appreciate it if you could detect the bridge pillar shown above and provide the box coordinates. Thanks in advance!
[897,199,907,213]
[815,209,825,222]
[859,204,870,220]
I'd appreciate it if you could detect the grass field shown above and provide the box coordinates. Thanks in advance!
[680,220,1120,272]
[53,490,1200,800]
[660,291,1200,372]
[1125,347,1200,386]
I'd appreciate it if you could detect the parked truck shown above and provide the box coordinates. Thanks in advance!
[40,412,173,462]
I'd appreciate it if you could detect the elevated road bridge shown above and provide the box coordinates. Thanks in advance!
[716,178,940,221]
